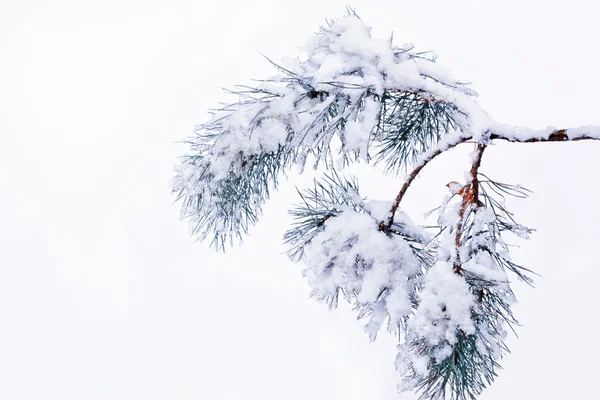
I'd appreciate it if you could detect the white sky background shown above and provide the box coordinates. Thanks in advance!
[1,0,599,399]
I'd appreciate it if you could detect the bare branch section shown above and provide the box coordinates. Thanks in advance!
[469,143,486,206]
[384,127,600,229]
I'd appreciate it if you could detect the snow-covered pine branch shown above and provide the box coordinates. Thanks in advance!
[284,171,432,340]
[172,9,600,400]
[172,10,485,250]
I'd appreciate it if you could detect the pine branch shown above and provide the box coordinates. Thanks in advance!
[284,171,363,260]
[374,89,459,172]
[284,172,432,339]
[382,126,600,232]
[489,127,600,143]
[174,10,600,400]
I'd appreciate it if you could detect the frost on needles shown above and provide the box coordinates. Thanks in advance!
[172,10,600,400]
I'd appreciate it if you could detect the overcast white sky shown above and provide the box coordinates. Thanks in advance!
[1,1,599,399]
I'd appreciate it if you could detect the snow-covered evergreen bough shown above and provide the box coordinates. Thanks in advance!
[172,11,600,399]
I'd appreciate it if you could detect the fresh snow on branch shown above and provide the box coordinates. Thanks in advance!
[173,9,600,400]
[172,12,494,248]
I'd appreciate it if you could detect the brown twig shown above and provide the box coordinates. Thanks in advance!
[453,144,486,273]
[469,143,486,205]
[381,137,470,231]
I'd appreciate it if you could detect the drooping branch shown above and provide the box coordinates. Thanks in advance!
[469,143,486,205]
[489,128,600,143]
[375,89,459,172]
[175,10,600,399]
[382,126,600,231]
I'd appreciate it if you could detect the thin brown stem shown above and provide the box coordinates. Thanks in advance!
[381,137,470,230]
[453,144,486,273]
